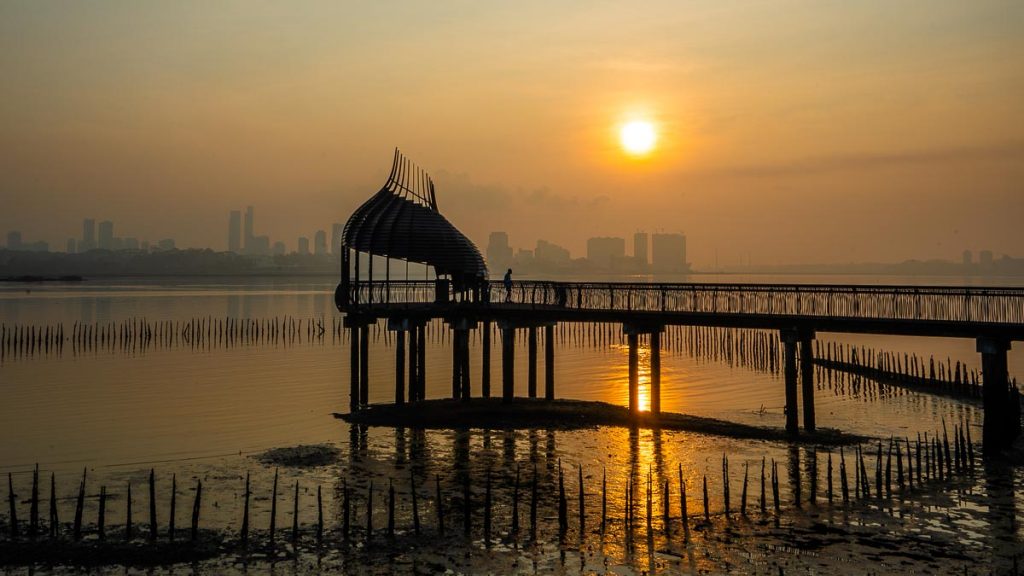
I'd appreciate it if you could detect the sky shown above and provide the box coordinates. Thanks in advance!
[1,0,1022,267]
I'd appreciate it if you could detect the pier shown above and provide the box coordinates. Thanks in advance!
[336,150,1024,453]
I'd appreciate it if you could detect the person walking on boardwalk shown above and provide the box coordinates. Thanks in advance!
[503,268,513,302]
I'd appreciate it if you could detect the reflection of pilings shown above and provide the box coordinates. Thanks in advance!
[481,321,491,398]
[545,325,555,400]
[628,333,639,415]
[781,330,799,435]
[528,327,538,398]
[502,326,515,402]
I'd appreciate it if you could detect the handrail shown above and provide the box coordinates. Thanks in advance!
[339,279,1024,325]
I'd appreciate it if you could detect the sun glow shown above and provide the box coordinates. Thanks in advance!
[619,120,657,156]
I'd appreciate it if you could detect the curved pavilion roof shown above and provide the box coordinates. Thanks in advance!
[342,149,487,279]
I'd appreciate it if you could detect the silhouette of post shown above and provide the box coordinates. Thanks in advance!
[651,330,661,415]
[544,324,555,400]
[359,324,370,406]
[977,337,1015,453]
[482,321,491,398]
[395,328,405,405]
[349,324,359,411]
[528,327,538,398]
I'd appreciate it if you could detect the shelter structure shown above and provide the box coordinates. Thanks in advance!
[336,149,487,310]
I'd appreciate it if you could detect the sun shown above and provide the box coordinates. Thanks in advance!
[620,120,657,156]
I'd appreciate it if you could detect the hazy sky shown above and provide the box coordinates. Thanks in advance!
[2,1,1022,267]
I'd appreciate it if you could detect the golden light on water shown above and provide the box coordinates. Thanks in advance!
[613,343,653,411]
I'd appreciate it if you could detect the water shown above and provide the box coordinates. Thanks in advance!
[0,275,1021,573]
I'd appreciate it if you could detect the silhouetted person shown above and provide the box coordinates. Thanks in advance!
[503,268,513,302]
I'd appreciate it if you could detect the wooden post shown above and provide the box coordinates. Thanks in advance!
[651,331,661,414]
[760,457,767,513]
[98,486,106,540]
[169,474,176,541]
[293,480,301,543]
[73,468,85,540]
[482,321,491,398]
[679,464,689,543]
[317,485,324,544]
[191,479,202,541]
[702,475,709,522]
[600,466,607,534]
[545,324,555,400]
[502,327,515,402]
[578,464,585,537]
[48,473,58,539]
[270,468,278,544]
[826,453,833,503]
[740,462,749,516]
[528,326,538,398]
[149,463,156,541]
[29,464,38,538]
[628,333,639,415]
[241,472,250,546]
[125,482,133,541]
[557,461,567,534]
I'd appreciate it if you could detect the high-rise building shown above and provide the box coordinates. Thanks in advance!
[314,230,327,255]
[487,231,513,272]
[82,218,96,251]
[586,237,626,269]
[228,210,242,253]
[244,206,254,253]
[6,230,22,250]
[331,223,344,255]
[651,233,687,273]
[98,221,114,250]
[535,240,570,265]
[962,250,973,266]
[298,237,311,255]
[634,232,649,266]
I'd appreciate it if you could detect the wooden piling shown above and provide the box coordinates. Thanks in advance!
[270,469,279,544]
[241,472,250,546]
[840,449,849,503]
[169,474,176,541]
[73,468,85,541]
[191,479,202,541]
[125,482,133,541]
[771,460,780,514]
[679,465,690,543]
[760,457,766,513]
[826,453,833,503]
[702,475,709,522]
[294,480,302,542]
[149,468,157,541]
[29,464,38,538]
[98,486,106,540]
[317,485,324,544]
[48,473,58,539]
[722,455,730,517]
[740,462,749,516]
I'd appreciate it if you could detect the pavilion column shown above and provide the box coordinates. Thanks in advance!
[650,331,661,415]
[502,326,515,402]
[481,321,491,398]
[349,325,360,411]
[528,327,538,398]
[800,331,816,432]
[395,329,405,405]
[359,324,370,407]
[628,333,639,415]
[781,329,800,435]
[544,324,555,401]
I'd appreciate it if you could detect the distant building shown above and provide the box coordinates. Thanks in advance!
[272,241,286,256]
[249,235,270,255]
[314,230,327,255]
[298,237,310,255]
[535,239,570,266]
[962,250,972,266]
[156,239,176,251]
[6,230,22,250]
[331,223,344,255]
[651,233,687,273]
[487,232,513,272]
[66,238,77,253]
[141,240,150,252]
[123,237,139,251]
[634,232,649,267]
[244,206,255,253]
[980,250,994,268]
[228,210,242,253]
[98,221,114,250]
[81,219,96,251]
[586,237,625,269]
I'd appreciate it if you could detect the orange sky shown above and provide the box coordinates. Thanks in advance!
[1,1,1022,267]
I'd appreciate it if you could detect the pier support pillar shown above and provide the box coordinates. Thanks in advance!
[545,324,555,401]
[628,333,639,416]
[978,337,1017,454]
[416,323,426,402]
[408,323,419,402]
[528,327,538,398]
[452,330,462,399]
[651,331,661,415]
[349,326,359,411]
[781,329,800,435]
[502,327,515,402]
[359,324,370,407]
[482,321,491,398]
[800,331,816,432]
[395,329,405,405]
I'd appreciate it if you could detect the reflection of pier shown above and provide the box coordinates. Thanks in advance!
[336,150,1023,453]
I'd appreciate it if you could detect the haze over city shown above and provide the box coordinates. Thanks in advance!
[2,1,1023,267]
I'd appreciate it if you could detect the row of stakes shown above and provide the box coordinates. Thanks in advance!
[5,421,977,549]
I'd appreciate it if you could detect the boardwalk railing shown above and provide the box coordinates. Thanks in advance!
[342,280,1024,325]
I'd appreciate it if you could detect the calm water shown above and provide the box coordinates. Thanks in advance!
[0,275,1021,574]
